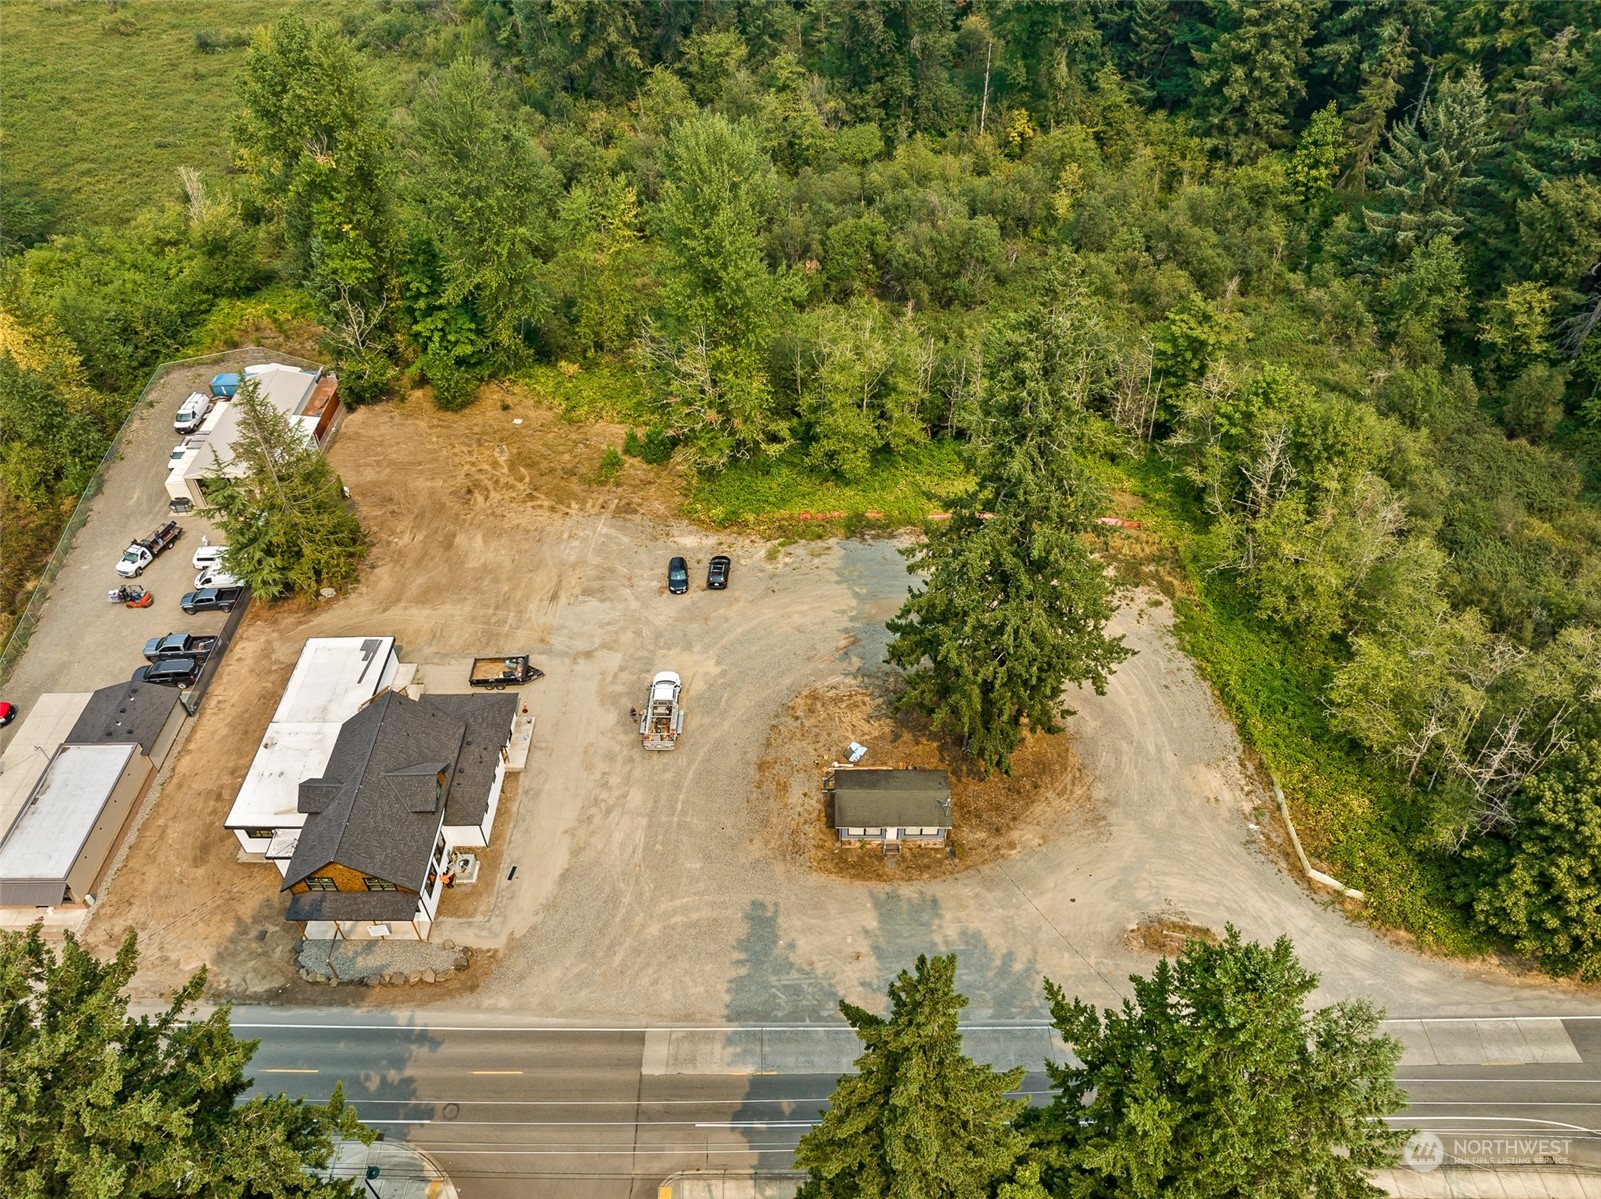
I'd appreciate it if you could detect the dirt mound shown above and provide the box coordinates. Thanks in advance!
[755,679,1092,883]
[1124,911,1221,956]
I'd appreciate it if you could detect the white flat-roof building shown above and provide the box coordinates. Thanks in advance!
[0,743,153,908]
[0,692,94,840]
[166,363,341,507]
[226,637,400,871]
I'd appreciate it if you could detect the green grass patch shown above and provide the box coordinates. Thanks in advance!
[512,362,658,426]
[687,438,972,532]
[1118,451,1483,954]
[1,0,380,230]
[180,284,321,355]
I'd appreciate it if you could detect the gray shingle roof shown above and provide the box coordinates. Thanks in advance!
[280,689,516,895]
[832,769,952,829]
[281,691,464,892]
[66,682,182,756]
[424,692,517,828]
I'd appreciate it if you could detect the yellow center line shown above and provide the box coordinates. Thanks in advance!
[262,1068,319,1074]
[470,1070,524,1076]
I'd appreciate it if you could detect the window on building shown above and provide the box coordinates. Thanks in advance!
[244,828,275,840]
[304,876,337,892]
[363,877,398,892]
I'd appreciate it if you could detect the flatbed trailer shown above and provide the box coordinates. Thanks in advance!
[469,655,544,689]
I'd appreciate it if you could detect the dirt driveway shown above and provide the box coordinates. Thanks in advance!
[81,391,1601,1021]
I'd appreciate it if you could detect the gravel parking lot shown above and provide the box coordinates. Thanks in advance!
[70,392,1601,1021]
[0,350,277,751]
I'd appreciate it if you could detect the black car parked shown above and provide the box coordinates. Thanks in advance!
[142,632,218,662]
[667,556,689,594]
[132,657,200,688]
[180,585,245,615]
[707,555,731,589]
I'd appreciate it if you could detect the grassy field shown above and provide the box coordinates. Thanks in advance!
[687,439,973,533]
[1,0,366,229]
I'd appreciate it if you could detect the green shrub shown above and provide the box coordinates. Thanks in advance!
[591,446,625,485]
[623,426,674,464]
[194,28,251,53]
[422,352,480,412]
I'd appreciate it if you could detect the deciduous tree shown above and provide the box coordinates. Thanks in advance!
[641,112,798,468]
[234,15,392,302]
[409,56,560,359]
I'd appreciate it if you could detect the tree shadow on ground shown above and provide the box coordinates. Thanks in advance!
[723,901,853,1179]
[726,898,843,1025]
[866,890,1047,1021]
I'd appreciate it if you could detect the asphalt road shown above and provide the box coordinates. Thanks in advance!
[230,1011,1601,1195]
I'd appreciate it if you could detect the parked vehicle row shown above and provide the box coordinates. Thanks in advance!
[666,553,733,594]
[130,629,219,689]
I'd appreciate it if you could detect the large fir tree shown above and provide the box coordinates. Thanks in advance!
[887,263,1130,773]
[1042,927,1408,1195]
[201,376,368,599]
[794,954,1030,1199]
[0,927,368,1198]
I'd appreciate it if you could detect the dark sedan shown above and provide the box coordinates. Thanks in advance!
[132,657,200,688]
[707,555,731,589]
[667,556,689,594]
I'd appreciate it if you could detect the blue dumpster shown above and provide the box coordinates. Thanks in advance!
[210,372,241,398]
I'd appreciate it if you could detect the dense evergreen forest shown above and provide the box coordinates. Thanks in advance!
[5,0,1601,977]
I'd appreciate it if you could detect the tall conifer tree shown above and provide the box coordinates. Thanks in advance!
[794,954,1028,1199]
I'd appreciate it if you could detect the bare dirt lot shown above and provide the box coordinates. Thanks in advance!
[755,680,1091,883]
[78,390,1601,1021]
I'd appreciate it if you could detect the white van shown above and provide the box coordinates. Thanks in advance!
[174,392,212,434]
[195,567,244,590]
[192,542,228,571]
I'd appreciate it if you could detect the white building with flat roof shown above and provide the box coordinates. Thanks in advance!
[226,636,402,871]
[0,692,94,840]
[0,743,152,908]
[166,363,338,507]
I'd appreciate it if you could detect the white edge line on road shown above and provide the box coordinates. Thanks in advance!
[1387,1115,1599,1133]
[228,1017,1601,1033]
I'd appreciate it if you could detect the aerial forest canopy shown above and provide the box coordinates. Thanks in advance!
[3,0,1601,976]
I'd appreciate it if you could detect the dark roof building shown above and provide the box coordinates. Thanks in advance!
[66,681,186,767]
[279,689,516,936]
[425,692,519,829]
[831,768,952,844]
[282,691,466,894]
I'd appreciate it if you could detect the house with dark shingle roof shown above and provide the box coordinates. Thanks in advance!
[828,767,952,852]
[280,688,516,940]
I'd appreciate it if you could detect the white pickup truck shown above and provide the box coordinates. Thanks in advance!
[116,521,181,578]
[639,671,684,751]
